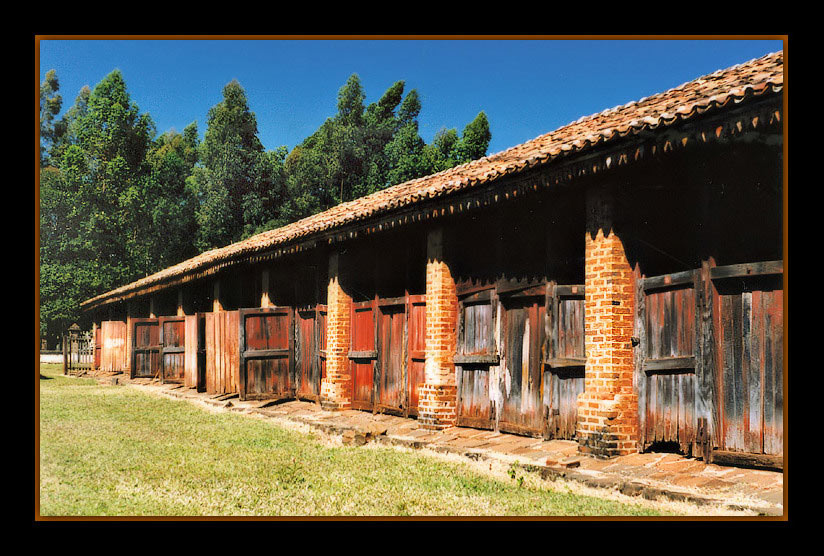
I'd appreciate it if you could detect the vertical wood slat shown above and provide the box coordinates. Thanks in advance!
[100,320,128,373]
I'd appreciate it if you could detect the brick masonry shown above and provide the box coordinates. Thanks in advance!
[419,228,459,430]
[576,186,640,457]
[320,252,353,411]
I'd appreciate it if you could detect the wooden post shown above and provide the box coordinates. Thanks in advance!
[261,269,271,308]
[177,288,185,317]
[62,334,67,375]
[213,279,223,313]
[149,296,157,319]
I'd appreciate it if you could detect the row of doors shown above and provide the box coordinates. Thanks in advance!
[125,260,783,459]
[454,281,587,439]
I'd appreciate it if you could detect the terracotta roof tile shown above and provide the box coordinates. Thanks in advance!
[82,50,783,308]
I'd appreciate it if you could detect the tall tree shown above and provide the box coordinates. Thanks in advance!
[193,80,286,250]
[39,70,62,166]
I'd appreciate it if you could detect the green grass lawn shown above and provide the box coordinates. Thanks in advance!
[38,363,664,517]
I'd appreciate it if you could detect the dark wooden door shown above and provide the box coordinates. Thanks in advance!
[544,283,586,440]
[498,287,547,437]
[160,316,186,384]
[350,301,376,411]
[637,270,699,453]
[131,318,160,378]
[295,306,322,402]
[376,297,406,414]
[94,326,101,370]
[710,261,783,457]
[406,295,426,417]
[239,306,294,401]
[455,289,497,430]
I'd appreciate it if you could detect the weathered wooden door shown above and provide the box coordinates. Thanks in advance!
[376,297,406,414]
[239,306,294,401]
[637,270,699,453]
[131,318,160,379]
[455,289,497,430]
[406,295,426,417]
[160,316,186,384]
[544,284,586,440]
[205,311,240,395]
[498,286,547,437]
[295,306,322,402]
[710,261,783,458]
[350,301,376,411]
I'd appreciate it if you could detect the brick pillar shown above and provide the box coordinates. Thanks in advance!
[576,186,639,457]
[419,227,458,430]
[320,251,353,411]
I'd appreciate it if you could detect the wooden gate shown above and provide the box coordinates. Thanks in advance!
[709,261,783,459]
[544,283,586,440]
[239,306,294,402]
[295,306,323,402]
[455,289,498,430]
[205,311,240,395]
[406,295,426,417]
[376,297,406,414]
[131,318,160,379]
[498,285,547,437]
[160,316,186,384]
[350,300,377,411]
[637,269,699,453]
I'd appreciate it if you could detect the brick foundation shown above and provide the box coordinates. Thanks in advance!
[576,186,639,457]
[320,252,353,411]
[419,228,459,430]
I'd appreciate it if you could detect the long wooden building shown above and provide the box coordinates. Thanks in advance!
[82,51,785,463]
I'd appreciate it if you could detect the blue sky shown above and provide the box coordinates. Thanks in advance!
[38,38,783,156]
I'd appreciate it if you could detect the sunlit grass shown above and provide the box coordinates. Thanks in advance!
[38,363,663,517]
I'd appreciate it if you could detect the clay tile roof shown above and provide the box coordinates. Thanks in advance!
[81,50,783,309]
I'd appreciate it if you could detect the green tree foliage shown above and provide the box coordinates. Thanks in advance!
[39,70,200,343]
[283,75,492,223]
[192,80,288,250]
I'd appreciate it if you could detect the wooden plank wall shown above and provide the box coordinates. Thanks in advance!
[100,320,128,373]
[205,311,240,395]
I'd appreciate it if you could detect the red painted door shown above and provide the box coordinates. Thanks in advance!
[350,301,376,411]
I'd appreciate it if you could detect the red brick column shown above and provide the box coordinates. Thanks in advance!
[320,251,353,411]
[576,186,639,457]
[419,228,459,430]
